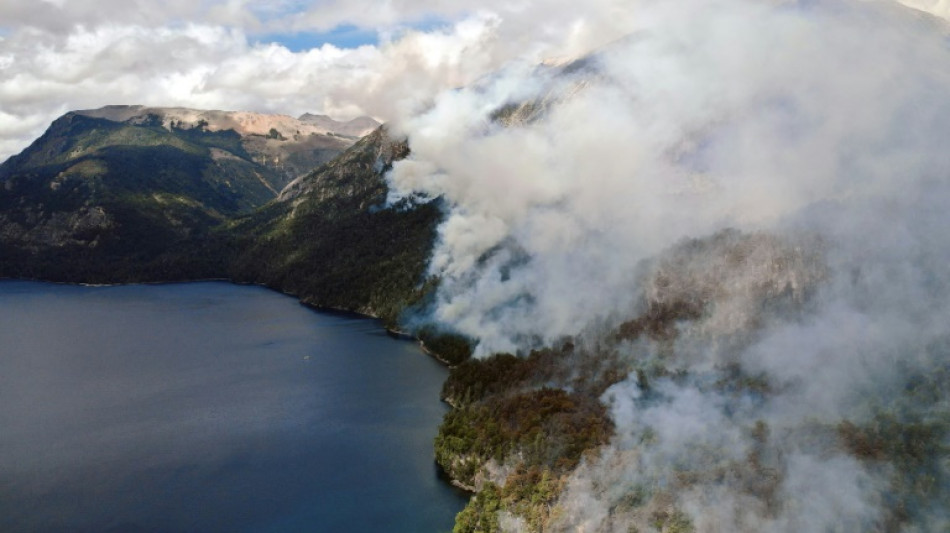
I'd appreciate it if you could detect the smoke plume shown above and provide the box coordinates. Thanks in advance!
[386,0,950,530]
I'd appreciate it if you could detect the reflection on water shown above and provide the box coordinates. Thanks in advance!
[0,281,467,532]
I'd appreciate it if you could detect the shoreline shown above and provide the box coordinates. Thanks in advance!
[0,278,470,530]
[0,275,470,498]
[0,276,441,361]
[418,339,457,367]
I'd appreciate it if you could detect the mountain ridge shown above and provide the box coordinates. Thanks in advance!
[74,105,380,139]
[0,111,443,328]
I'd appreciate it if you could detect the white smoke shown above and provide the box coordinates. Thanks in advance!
[897,0,950,20]
[386,0,950,530]
[387,0,950,355]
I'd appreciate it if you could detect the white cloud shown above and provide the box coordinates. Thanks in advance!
[0,0,650,162]
[1,0,943,163]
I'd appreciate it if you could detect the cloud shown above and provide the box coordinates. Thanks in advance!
[0,19,488,161]
[0,0,226,33]
[2,0,945,164]
[0,0,640,163]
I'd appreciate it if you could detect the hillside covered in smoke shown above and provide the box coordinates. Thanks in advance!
[3,0,950,531]
[387,0,950,531]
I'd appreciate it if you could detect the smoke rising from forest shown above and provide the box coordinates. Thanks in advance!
[387,0,950,530]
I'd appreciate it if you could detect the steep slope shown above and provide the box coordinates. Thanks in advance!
[0,111,282,281]
[0,114,442,324]
[385,2,950,531]
[229,126,442,323]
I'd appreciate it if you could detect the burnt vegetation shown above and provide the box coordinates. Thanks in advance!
[434,279,734,532]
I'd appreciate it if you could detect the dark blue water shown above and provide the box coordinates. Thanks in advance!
[0,281,467,533]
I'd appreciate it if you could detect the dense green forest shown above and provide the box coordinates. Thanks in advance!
[0,118,434,325]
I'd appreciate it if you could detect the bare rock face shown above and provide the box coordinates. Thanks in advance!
[73,106,380,189]
[77,105,379,139]
[277,125,407,204]
[298,113,381,138]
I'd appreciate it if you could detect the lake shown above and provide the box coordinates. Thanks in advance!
[0,281,468,532]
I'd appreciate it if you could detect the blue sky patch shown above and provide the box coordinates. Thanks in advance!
[256,15,455,51]
[257,24,379,51]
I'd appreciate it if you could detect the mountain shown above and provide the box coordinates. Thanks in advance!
[228,125,442,322]
[395,3,950,532]
[74,105,375,188]
[298,113,381,138]
[0,106,377,283]
[0,112,257,278]
[0,108,441,326]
